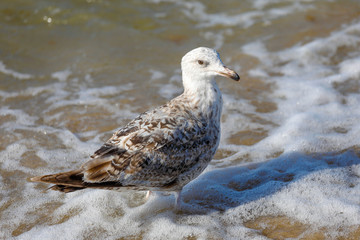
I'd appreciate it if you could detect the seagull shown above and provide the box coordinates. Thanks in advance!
[31,47,240,208]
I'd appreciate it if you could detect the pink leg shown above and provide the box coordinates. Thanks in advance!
[174,190,182,210]
[145,190,152,200]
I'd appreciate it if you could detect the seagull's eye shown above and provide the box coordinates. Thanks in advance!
[197,60,204,65]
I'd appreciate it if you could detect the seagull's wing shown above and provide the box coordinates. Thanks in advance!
[81,106,212,188]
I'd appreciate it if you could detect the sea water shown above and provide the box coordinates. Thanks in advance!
[1,0,360,239]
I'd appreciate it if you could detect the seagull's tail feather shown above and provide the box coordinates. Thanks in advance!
[30,169,124,193]
[30,169,86,193]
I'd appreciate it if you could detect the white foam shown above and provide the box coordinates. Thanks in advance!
[158,83,182,99]
[211,19,360,237]
[201,29,233,49]
[228,20,360,159]
[0,107,38,127]
[149,69,166,80]
[170,0,315,29]
[0,61,33,80]
[339,56,360,78]
[51,69,72,82]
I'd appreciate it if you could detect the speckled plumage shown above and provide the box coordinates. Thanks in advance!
[31,47,239,206]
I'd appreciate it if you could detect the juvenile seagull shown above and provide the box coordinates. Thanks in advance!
[31,47,239,207]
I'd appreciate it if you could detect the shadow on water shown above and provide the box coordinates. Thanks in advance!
[178,148,360,214]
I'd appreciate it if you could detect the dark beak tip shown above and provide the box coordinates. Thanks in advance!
[223,66,240,81]
[217,67,240,81]
[233,73,240,81]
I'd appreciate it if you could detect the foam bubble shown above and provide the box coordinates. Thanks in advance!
[339,56,360,78]
[51,69,72,82]
[149,69,166,80]
[0,107,38,127]
[0,61,33,80]
[158,83,182,99]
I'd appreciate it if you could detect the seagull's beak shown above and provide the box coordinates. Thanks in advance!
[216,66,240,81]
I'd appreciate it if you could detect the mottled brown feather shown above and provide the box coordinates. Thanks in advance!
[31,169,84,187]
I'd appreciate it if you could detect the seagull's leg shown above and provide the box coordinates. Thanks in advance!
[174,190,182,210]
[145,190,152,200]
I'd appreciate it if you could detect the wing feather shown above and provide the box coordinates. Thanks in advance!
[82,105,212,187]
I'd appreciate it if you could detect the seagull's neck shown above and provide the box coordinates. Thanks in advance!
[182,74,223,122]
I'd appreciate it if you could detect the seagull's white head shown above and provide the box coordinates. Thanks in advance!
[181,47,239,91]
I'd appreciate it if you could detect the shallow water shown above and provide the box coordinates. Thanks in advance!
[1,0,360,239]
